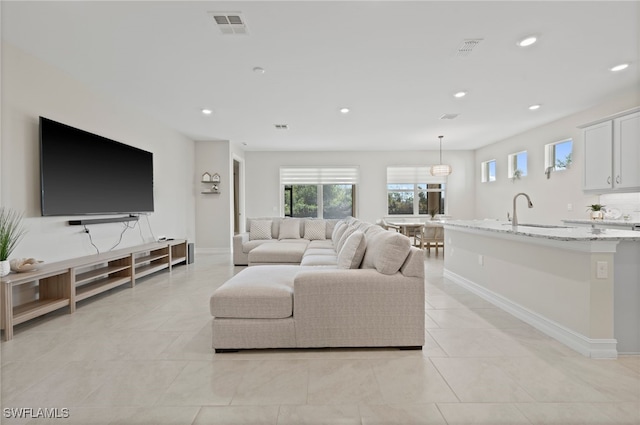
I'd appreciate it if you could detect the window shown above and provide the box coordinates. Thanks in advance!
[387,167,446,216]
[481,159,496,182]
[545,139,573,171]
[280,167,358,218]
[507,151,528,179]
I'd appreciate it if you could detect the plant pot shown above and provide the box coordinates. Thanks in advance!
[0,260,10,277]
[590,211,604,220]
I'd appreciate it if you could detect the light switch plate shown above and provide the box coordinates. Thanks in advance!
[596,261,608,279]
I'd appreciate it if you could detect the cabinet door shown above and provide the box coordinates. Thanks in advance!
[613,111,640,190]
[583,120,613,191]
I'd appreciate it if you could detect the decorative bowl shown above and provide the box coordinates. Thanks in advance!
[10,258,44,273]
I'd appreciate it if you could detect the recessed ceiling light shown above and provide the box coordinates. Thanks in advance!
[201,108,213,115]
[453,91,467,98]
[252,66,265,74]
[517,36,537,47]
[610,63,629,72]
[528,104,541,110]
[339,107,350,114]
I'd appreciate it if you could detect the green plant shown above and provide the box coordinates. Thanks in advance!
[556,153,572,169]
[511,169,522,183]
[0,207,26,261]
[586,204,605,212]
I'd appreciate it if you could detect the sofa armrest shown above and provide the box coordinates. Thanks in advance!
[233,233,250,265]
[293,269,425,347]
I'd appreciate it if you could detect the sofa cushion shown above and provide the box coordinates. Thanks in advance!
[332,221,348,243]
[279,219,302,240]
[361,230,411,275]
[304,219,326,240]
[337,231,366,269]
[336,225,358,253]
[308,240,335,249]
[242,239,278,254]
[250,219,273,241]
[249,242,308,264]
[300,254,339,266]
[210,266,299,319]
[304,248,337,257]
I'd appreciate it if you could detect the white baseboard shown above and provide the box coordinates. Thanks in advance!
[195,248,230,255]
[443,269,618,359]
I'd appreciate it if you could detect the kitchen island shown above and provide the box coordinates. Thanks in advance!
[442,220,640,358]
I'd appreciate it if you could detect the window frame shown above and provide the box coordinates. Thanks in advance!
[386,183,446,216]
[283,184,355,219]
[544,139,573,172]
[481,159,497,183]
[507,150,528,179]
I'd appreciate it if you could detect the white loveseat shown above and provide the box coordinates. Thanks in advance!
[212,217,425,351]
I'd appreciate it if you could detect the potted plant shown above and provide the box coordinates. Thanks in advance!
[587,204,606,220]
[0,207,26,277]
[511,169,523,183]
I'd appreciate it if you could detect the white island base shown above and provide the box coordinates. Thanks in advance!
[443,221,640,358]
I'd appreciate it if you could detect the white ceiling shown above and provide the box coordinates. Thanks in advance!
[2,1,639,151]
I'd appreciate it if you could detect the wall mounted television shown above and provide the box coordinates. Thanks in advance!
[39,117,154,216]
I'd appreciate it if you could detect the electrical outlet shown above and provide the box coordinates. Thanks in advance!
[567,203,573,211]
[596,261,608,279]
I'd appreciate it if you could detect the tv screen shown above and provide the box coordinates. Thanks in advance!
[39,117,154,216]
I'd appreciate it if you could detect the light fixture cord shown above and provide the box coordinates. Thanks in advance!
[439,136,444,163]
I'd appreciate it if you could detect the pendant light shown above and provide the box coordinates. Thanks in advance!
[430,135,452,176]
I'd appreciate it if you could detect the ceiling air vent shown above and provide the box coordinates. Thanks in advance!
[440,113,459,120]
[274,124,289,130]
[209,12,247,35]
[456,39,483,56]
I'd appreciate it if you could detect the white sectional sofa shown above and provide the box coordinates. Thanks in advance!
[211,217,425,352]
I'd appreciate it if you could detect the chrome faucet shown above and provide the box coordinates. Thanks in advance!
[512,193,533,229]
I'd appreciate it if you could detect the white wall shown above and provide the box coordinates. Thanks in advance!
[474,91,640,224]
[244,150,476,224]
[1,42,196,262]
[194,140,231,252]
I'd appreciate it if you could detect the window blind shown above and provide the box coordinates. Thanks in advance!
[280,166,359,185]
[386,166,447,184]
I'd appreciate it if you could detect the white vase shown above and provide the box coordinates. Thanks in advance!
[0,260,10,277]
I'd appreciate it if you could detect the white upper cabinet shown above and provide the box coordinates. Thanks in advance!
[581,108,640,192]
[613,111,640,190]
[583,120,613,191]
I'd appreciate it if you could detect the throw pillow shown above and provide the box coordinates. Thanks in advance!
[361,230,411,275]
[249,220,273,241]
[336,225,358,253]
[304,219,326,240]
[337,231,366,269]
[332,221,347,242]
[279,219,301,240]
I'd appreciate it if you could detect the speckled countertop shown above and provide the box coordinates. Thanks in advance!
[443,220,640,242]
[562,219,640,227]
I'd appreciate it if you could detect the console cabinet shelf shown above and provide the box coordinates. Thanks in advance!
[1,239,187,341]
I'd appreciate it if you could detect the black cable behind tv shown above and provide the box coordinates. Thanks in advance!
[68,215,139,226]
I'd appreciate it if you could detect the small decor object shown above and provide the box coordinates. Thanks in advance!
[10,258,43,273]
[511,169,523,183]
[587,204,605,220]
[212,183,220,193]
[202,172,212,182]
[211,173,221,183]
[0,207,27,277]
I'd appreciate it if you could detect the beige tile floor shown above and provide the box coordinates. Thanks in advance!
[1,253,639,425]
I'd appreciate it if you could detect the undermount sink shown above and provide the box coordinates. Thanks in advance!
[503,223,570,229]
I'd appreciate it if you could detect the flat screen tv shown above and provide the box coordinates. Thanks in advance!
[39,117,154,216]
